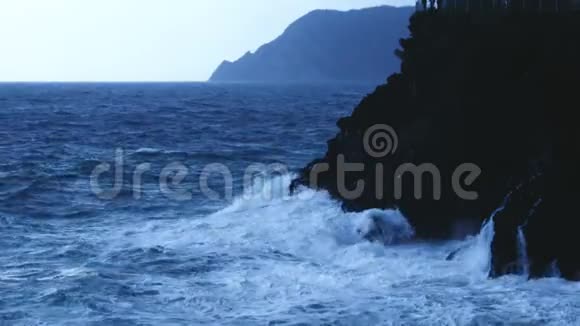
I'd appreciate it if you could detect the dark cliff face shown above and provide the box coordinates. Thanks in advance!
[209,6,414,83]
[292,12,580,280]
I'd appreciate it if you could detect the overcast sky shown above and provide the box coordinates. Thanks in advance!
[0,0,413,82]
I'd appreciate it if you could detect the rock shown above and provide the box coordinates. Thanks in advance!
[209,6,413,83]
[293,12,580,280]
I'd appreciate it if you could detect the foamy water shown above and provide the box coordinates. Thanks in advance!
[105,174,580,325]
[1,83,578,325]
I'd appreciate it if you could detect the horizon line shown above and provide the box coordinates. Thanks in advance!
[0,80,208,84]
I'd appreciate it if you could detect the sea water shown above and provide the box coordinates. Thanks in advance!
[0,83,578,325]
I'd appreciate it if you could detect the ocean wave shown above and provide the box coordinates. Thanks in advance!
[4,83,579,324]
[114,173,495,279]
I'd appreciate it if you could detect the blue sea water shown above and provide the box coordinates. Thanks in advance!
[0,83,579,325]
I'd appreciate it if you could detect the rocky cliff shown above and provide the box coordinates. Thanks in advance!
[292,12,580,281]
[209,6,413,83]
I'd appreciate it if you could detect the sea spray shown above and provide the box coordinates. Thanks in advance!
[460,191,513,277]
[547,261,562,278]
[355,209,414,245]
[475,217,496,275]
[516,198,541,277]
[458,212,496,278]
[517,227,530,277]
[219,173,295,214]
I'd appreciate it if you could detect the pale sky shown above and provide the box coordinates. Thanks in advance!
[0,0,412,82]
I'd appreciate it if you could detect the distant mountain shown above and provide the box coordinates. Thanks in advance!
[209,6,414,83]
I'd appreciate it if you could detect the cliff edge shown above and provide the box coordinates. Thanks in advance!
[209,6,414,83]
[292,12,580,281]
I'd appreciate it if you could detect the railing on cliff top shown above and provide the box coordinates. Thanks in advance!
[415,0,580,12]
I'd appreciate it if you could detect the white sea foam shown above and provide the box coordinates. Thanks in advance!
[518,226,530,277]
[134,147,163,154]
[109,174,580,324]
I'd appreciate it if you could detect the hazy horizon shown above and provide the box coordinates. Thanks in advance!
[0,0,413,82]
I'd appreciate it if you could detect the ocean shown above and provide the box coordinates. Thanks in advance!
[0,83,578,325]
